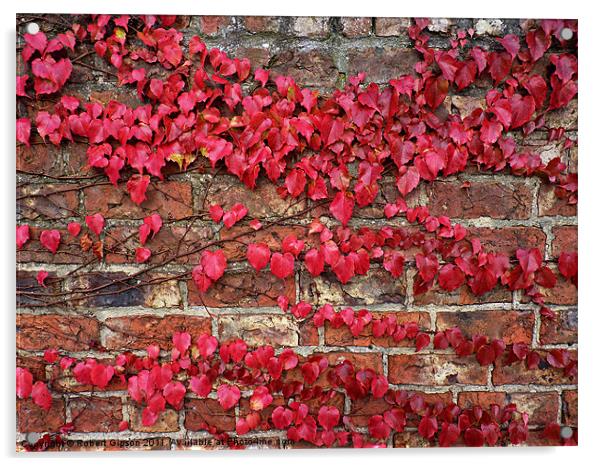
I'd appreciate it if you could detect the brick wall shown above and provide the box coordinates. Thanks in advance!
[16,15,577,450]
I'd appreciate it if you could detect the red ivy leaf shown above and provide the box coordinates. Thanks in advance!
[126,174,151,205]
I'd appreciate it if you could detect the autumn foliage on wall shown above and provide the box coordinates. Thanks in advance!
[16,14,577,451]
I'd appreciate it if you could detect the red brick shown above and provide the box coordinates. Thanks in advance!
[299,319,319,345]
[232,46,271,69]
[83,181,192,220]
[69,396,123,432]
[538,184,577,217]
[325,311,430,347]
[436,310,534,344]
[413,281,511,306]
[17,314,100,351]
[530,271,577,305]
[551,226,577,258]
[104,315,211,350]
[300,268,405,306]
[17,226,86,264]
[184,399,235,432]
[18,398,65,433]
[128,406,178,432]
[105,225,215,265]
[426,181,533,219]
[17,184,79,222]
[270,49,338,89]
[374,18,411,36]
[388,354,489,386]
[199,16,233,36]
[243,16,280,33]
[563,390,577,426]
[204,176,306,219]
[469,227,546,256]
[492,351,577,385]
[187,269,295,308]
[63,143,95,177]
[457,391,559,425]
[348,47,418,84]
[540,308,577,345]
[17,143,63,177]
[340,17,372,37]
[16,355,47,382]
[290,17,330,38]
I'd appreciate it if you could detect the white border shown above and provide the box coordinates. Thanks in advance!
[2,1,600,465]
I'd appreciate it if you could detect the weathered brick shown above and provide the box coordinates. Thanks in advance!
[64,273,146,308]
[436,310,534,344]
[473,18,505,36]
[218,314,298,346]
[546,99,578,131]
[17,314,100,351]
[388,354,489,386]
[105,225,214,265]
[299,319,319,346]
[457,391,559,425]
[128,406,179,432]
[325,311,430,347]
[69,396,123,432]
[270,49,338,89]
[393,432,432,447]
[17,184,79,222]
[492,351,577,385]
[17,143,63,177]
[290,17,330,38]
[413,282,511,306]
[348,47,418,83]
[232,45,272,69]
[243,16,280,33]
[300,268,405,306]
[469,227,546,256]
[551,226,577,258]
[451,95,486,119]
[426,181,533,219]
[340,17,372,37]
[184,399,235,432]
[104,315,211,350]
[374,17,411,36]
[83,181,192,220]
[529,271,577,305]
[199,16,233,36]
[563,390,577,426]
[204,176,306,219]
[17,355,47,382]
[187,269,295,308]
[18,398,65,433]
[538,183,577,217]
[17,226,86,264]
[539,308,577,345]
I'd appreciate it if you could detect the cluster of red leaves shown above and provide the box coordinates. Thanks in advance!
[17,330,572,448]
[17,17,577,208]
